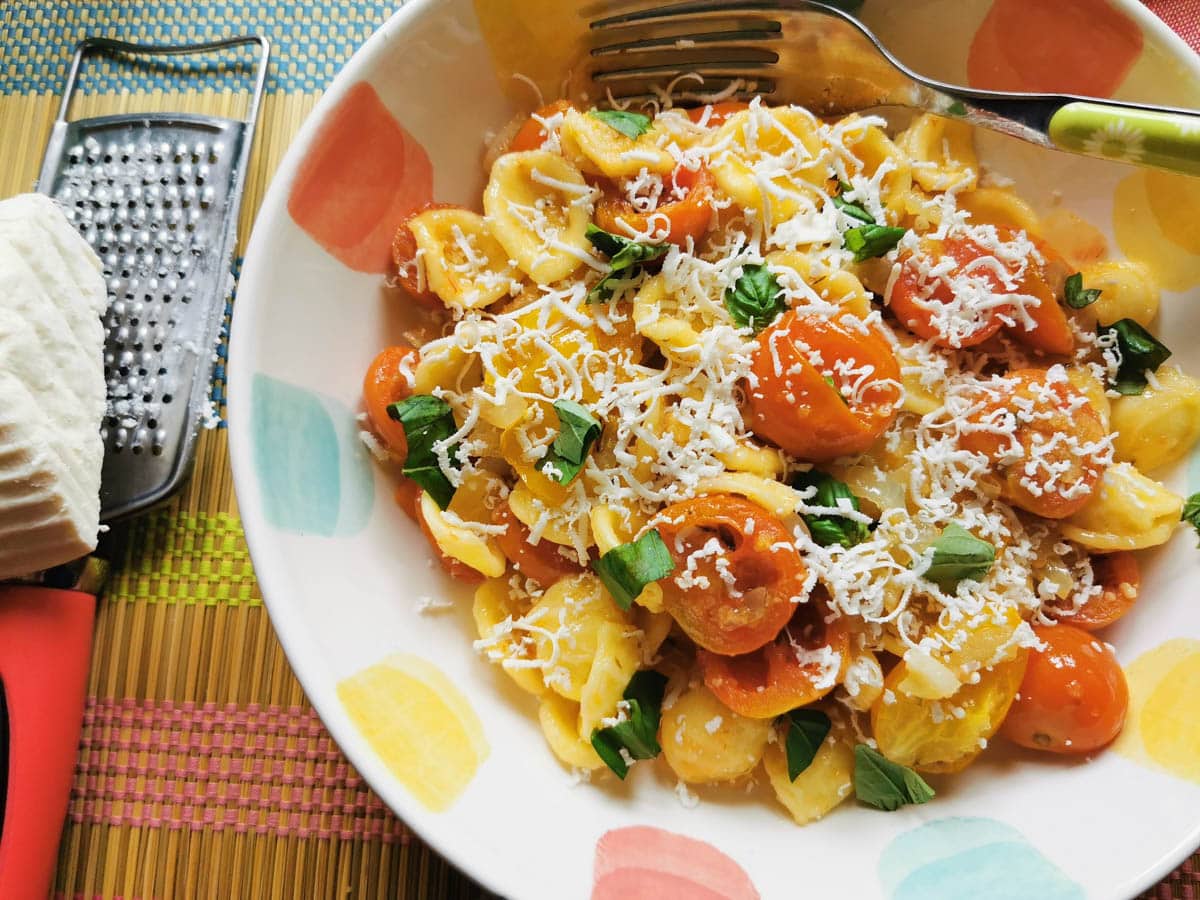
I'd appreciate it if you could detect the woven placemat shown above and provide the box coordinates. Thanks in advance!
[0,1,1195,897]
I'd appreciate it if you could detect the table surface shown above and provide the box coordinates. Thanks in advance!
[0,1,1196,897]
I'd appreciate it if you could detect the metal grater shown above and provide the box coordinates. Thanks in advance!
[36,36,270,521]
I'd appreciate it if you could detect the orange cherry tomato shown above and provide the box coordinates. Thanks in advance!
[698,589,848,718]
[958,368,1107,518]
[391,201,461,307]
[393,479,422,521]
[745,310,902,462]
[1051,552,1139,631]
[888,235,1013,349]
[1005,232,1074,356]
[1000,623,1128,754]
[595,163,715,247]
[656,495,807,656]
[492,500,583,588]
[686,101,749,128]
[362,346,419,457]
[414,493,485,585]
[508,100,573,153]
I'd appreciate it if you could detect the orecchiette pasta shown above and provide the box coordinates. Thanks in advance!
[406,208,517,309]
[418,491,506,578]
[558,108,674,179]
[896,113,979,192]
[1061,462,1184,551]
[1078,258,1160,327]
[1110,366,1200,471]
[579,621,642,735]
[659,683,772,783]
[484,150,593,284]
[762,716,855,824]
[529,574,632,700]
[538,693,605,770]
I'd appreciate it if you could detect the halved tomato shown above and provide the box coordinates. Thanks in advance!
[508,100,573,153]
[1049,552,1139,630]
[362,345,418,457]
[656,494,807,656]
[492,500,582,588]
[595,163,715,247]
[698,589,848,718]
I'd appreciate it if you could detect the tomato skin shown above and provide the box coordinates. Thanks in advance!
[1006,234,1074,356]
[698,590,848,718]
[508,100,573,153]
[656,495,807,656]
[888,236,1010,348]
[1050,552,1139,631]
[745,311,902,461]
[1000,623,1128,754]
[492,500,582,588]
[363,346,419,457]
[595,163,715,247]
[393,479,422,520]
[958,368,1107,519]
[391,201,461,306]
[414,493,486,585]
[686,101,749,128]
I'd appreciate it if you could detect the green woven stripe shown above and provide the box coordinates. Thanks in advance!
[106,510,262,606]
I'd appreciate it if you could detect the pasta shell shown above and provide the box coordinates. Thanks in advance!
[407,208,518,309]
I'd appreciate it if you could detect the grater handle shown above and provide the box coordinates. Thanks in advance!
[0,586,96,900]
[56,35,271,128]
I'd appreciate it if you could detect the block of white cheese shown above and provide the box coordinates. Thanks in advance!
[0,194,106,579]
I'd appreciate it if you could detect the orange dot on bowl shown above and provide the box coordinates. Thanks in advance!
[288,81,433,274]
[593,826,759,900]
[967,0,1143,97]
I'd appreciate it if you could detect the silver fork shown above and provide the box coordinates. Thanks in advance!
[581,0,1200,176]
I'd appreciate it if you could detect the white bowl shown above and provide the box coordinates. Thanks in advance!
[229,2,1200,897]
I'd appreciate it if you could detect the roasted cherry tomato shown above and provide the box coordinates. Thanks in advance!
[393,479,422,520]
[656,495,807,656]
[508,99,573,153]
[391,201,461,306]
[492,500,582,588]
[362,345,419,457]
[414,494,485,585]
[745,310,902,461]
[1005,231,1074,356]
[595,163,715,247]
[685,101,750,128]
[698,589,848,718]
[1000,623,1129,754]
[1050,552,1139,630]
[958,367,1107,519]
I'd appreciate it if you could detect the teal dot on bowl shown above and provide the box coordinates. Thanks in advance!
[879,818,1083,900]
[251,373,374,536]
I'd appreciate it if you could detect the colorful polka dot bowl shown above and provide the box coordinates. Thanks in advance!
[227,1,1200,897]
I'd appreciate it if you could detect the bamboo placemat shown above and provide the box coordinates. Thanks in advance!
[0,1,1195,898]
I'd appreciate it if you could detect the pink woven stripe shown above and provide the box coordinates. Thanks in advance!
[1146,0,1200,53]
[70,698,410,843]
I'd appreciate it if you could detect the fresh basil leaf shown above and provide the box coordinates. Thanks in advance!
[592,529,675,610]
[585,224,667,304]
[1182,493,1200,548]
[785,709,832,781]
[854,744,935,811]
[387,395,460,509]
[923,522,994,588]
[589,107,653,141]
[1100,318,1172,396]
[831,181,876,225]
[946,100,968,117]
[537,400,601,484]
[791,470,871,548]
[591,670,669,779]
[724,263,788,333]
[1064,272,1101,309]
[843,224,907,262]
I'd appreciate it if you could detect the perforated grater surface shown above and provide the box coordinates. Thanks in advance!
[36,36,269,521]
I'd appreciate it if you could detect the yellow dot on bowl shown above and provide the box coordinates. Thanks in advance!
[337,654,489,812]
[1115,639,1200,784]
[1113,171,1200,291]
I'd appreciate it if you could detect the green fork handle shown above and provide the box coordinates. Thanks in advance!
[1047,102,1200,176]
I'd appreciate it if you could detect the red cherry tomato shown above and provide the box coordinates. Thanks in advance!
[958,368,1107,518]
[698,589,848,718]
[1051,553,1139,631]
[686,101,750,128]
[508,100,573,153]
[745,310,902,461]
[362,346,418,457]
[1000,623,1128,754]
[595,163,715,247]
[492,501,583,588]
[656,495,807,656]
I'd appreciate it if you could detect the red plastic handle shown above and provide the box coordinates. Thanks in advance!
[0,586,95,900]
